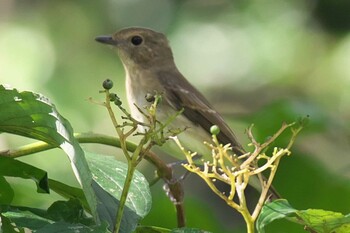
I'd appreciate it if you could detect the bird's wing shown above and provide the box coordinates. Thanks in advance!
[157,71,282,199]
[157,70,245,155]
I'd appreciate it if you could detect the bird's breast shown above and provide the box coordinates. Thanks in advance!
[124,66,214,158]
[125,67,168,122]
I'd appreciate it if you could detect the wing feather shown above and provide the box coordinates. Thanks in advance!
[157,70,244,155]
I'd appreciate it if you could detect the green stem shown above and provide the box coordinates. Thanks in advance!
[241,210,254,233]
[113,160,137,233]
[0,133,137,158]
[113,139,146,233]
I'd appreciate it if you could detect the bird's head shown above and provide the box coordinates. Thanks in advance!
[95,27,174,69]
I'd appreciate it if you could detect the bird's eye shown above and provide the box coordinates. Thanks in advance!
[131,36,143,46]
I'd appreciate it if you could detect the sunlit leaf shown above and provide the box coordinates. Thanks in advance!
[296,209,350,233]
[0,85,98,220]
[257,199,350,233]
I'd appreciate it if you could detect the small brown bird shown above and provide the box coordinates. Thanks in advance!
[95,27,244,155]
[95,27,279,198]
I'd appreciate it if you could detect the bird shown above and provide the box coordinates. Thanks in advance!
[95,27,279,198]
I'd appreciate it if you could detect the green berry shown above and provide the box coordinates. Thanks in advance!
[210,125,220,135]
[102,79,113,90]
[109,93,118,101]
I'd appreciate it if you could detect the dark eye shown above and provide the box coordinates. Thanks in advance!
[131,36,143,46]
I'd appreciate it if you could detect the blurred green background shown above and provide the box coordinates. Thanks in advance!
[1,0,350,232]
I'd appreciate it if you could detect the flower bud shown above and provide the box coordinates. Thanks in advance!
[109,93,118,101]
[210,125,220,135]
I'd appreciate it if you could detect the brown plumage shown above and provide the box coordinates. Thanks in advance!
[95,27,280,198]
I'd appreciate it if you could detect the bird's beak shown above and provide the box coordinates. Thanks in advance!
[95,35,117,45]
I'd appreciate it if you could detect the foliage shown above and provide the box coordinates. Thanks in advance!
[2,1,350,232]
[257,199,350,233]
[1,83,349,233]
[0,85,150,232]
[0,84,197,233]
[173,115,304,233]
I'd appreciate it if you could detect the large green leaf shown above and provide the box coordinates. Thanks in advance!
[257,199,350,233]
[0,156,49,194]
[86,152,152,233]
[0,85,97,220]
[295,210,350,233]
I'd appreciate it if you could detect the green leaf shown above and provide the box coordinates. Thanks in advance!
[171,228,212,233]
[0,85,98,220]
[86,152,151,218]
[257,199,297,232]
[86,152,152,233]
[48,179,89,211]
[335,222,350,233]
[46,199,91,224]
[34,221,110,233]
[257,199,350,233]
[0,176,14,204]
[3,208,109,233]
[0,156,49,194]
[2,209,53,230]
[295,209,350,233]
[136,226,171,233]
[1,213,26,233]
[135,226,212,233]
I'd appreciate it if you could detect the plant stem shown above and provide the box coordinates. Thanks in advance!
[113,160,137,233]
[113,136,147,233]
[241,210,254,233]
